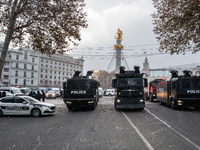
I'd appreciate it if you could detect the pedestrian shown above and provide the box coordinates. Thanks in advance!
[2,91,6,97]
[35,90,41,101]
[41,90,46,102]
[28,91,33,96]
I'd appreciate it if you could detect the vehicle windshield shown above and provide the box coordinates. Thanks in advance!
[23,96,39,103]
[179,79,200,89]
[67,79,92,90]
[13,88,23,94]
[117,78,143,86]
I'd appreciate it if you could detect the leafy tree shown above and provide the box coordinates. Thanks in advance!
[152,0,200,55]
[0,0,87,80]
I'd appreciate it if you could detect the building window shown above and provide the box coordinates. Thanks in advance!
[15,78,18,84]
[46,65,48,68]
[15,71,18,76]
[23,79,26,86]
[32,58,34,63]
[50,75,52,79]
[41,69,43,73]
[50,65,52,68]
[24,72,26,77]
[32,65,34,70]
[50,70,52,74]
[54,76,56,79]
[46,70,48,73]
[31,73,34,78]
[24,64,27,69]
[31,80,33,84]
[46,60,48,63]
[54,71,56,74]
[3,75,9,79]
[45,75,47,78]
[41,64,43,67]
[16,55,19,60]
[41,75,43,78]
[54,81,56,84]
[40,80,42,83]
[4,68,9,72]
[55,66,57,69]
[51,61,52,64]
[16,63,19,68]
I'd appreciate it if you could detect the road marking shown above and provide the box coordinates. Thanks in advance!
[145,108,200,150]
[122,112,154,150]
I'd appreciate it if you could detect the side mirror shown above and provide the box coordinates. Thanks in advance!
[112,79,116,88]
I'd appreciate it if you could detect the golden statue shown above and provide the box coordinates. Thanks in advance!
[115,28,123,41]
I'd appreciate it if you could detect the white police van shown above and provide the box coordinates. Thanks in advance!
[0,96,56,117]
[0,87,23,96]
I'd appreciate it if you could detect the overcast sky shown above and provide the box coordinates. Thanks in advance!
[70,0,200,74]
[1,0,200,75]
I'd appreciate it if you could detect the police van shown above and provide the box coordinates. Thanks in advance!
[0,87,23,96]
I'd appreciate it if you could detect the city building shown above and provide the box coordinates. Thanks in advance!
[0,41,84,88]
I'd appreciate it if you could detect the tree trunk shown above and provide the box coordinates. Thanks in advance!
[0,1,18,83]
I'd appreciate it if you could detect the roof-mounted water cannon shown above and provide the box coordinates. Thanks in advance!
[170,70,178,78]
[183,70,192,77]
[86,71,93,78]
[119,66,126,74]
[134,66,140,73]
[73,71,81,78]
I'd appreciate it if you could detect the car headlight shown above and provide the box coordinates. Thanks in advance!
[42,106,50,109]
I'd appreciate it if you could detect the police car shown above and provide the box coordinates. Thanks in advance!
[0,96,56,117]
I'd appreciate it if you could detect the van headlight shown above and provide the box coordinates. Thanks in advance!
[117,99,121,103]
[140,99,144,103]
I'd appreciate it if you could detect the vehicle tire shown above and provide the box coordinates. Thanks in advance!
[67,105,73,111]
[0,110,3,117]
[150,94,153,102]
[108,94,111,96]
[31,108,41,117]
[170,100,177,110]
[160,101,165,105]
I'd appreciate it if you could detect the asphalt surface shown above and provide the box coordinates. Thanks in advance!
[0,97,200,150]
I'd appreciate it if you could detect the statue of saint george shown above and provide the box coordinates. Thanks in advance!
[115,28,123,41]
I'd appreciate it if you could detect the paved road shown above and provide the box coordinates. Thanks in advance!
[0,97,200,150]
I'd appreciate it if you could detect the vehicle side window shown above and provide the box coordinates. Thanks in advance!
[10,90,14,94]
[14,97,26,103]
[0,97,14,103]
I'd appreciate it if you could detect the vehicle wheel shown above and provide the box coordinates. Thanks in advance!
[170,100,177,110]
[150,94,153,102]
[160,101,165,105]
[31,109,41,117]
[108,94,111,96]
[0,110,3,117]
[67,105,73,111]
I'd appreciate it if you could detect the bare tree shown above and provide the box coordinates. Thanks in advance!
[152,0,200,55]
[0,0,87,80]
[98,70,115,90]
